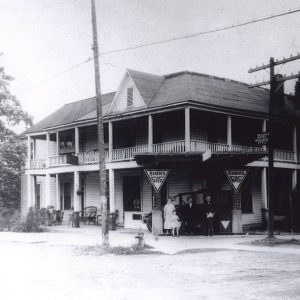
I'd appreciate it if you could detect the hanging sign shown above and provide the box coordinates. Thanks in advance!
[225,169,249,193]
[255,132,269,146]
[144,169,170,193]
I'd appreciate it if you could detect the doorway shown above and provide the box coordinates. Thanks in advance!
[60,182,72,210]
[123,176,141,211]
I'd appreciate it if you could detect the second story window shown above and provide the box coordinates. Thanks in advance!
[127,87,133,107]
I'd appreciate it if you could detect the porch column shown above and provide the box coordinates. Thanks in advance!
[46,133,50,167]
[32,176,37,209]
[292,169,297,190]
[109,168,115,212]
[227,115,232,151]
[73,171,81,227]
[148,115,153,152]
[56,132,60,156]
[27,136,31,168]
[232,191,242,233]
[109,121,113,161]
[75,127,79,155]
[27,174,33,208]
[293,126,297,162]
[45,173,51,207]
[185,107,191,152]
[262,119,267,151]
[56,174,61,210]
[261,168,268,209]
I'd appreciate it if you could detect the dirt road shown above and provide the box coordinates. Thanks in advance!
[0,230,300,300]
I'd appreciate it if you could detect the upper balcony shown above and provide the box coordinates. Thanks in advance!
[26,108,299,170]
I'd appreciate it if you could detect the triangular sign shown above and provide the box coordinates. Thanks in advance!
[144,169,170,193]
[225,169,249,193]
[221,220,230,230]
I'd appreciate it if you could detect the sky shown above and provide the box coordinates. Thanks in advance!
[1,0,300,133]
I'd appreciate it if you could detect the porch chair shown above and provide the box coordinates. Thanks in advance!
[81,206,97,225]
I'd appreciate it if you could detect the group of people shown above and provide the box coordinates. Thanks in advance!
[163,195,214,237]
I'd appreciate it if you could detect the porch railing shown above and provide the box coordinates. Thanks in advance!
[153,140,186,153]
[112,145,148,161]
[191,140,229,152]
[28,141,298,169]
[49,155,68,166]
[30,159,47,169]
[274,149,295,162]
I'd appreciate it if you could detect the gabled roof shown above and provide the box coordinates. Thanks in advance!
[127,69,164,106]
[23,69,298,135]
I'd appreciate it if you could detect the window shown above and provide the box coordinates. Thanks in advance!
[127,87,133,107]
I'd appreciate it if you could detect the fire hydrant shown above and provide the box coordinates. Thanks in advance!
[135,231,145,248]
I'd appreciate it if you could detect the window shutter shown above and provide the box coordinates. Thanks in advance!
[127,87,133,107]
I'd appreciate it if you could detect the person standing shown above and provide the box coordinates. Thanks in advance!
[185,197,197,235]
[205,195,215,236]
[170,209,181,237]
[163,198,175,235]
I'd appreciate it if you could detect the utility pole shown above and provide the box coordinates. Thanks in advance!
[91,0,109,246]
[249,53,300,239]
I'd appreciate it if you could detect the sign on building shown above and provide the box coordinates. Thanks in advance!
[225,169,249,193]
[255,132,269,146]
[144,169,170,193]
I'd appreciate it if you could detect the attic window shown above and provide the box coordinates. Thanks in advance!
[127,87,133,107]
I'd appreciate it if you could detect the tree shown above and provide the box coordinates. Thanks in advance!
[0,59,32,208]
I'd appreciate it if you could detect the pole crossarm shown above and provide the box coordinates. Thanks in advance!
[248,53,300,73]
[248,72,300,88]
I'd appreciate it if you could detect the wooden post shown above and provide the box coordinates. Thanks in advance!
[148,115,153,152]
[45,174,51,207]
[91,0,109,246]
[185,107,191,152]
[232,190,242,233]
[293,126,297,162]
[227,116,232,151]
[27,174,32,208]
[75,127,80,155]
[73,171,80,228]
[56,174,60,210]
[152,192,163,235]
[109,168,115,212]
[108,121,113,161]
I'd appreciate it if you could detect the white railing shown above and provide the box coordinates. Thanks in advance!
[78,150,109,164]
[153,140,186,153]
[30,159,47,169]
[231,144,264,152]
[112,145,148,161]
[191,140,229,152]
[274,149,295,162]
[49,155,68,166]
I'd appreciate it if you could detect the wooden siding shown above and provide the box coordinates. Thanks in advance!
[242,169,262,225]
[85,172,101,209]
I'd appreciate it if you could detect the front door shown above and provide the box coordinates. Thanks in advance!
[123,176,141,211]
[63,182,72,210]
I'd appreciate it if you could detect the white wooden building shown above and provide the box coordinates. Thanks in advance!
[21,69,300,233]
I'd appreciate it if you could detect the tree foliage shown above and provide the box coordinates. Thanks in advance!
[0,60,32,208]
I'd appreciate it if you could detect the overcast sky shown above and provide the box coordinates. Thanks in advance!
[1,0,300,132]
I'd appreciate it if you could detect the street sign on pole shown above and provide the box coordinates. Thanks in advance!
[225,169,249,193]
[144,169,170,193]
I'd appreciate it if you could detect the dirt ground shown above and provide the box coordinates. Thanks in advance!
[0,228,300,300]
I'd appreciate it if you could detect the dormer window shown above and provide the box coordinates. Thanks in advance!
[127,87,133,107]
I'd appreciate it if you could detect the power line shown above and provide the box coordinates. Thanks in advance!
[99,7,300,56]
[19,7,300,94]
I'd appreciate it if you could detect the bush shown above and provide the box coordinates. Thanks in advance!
[15,207,47,232]
[0,208,20,231]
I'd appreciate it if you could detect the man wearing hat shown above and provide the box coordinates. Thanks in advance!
[205,195,215,236]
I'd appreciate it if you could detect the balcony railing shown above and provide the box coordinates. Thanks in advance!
[30,159,47,169]
[27,140,298,169]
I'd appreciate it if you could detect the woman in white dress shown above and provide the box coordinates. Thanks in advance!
[163,198,175,235]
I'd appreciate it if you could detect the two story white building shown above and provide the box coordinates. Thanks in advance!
[21,69,300,233]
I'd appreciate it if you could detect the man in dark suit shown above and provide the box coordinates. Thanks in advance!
[184,197,197,235]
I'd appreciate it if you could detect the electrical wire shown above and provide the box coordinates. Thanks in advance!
[19,7,300,94]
